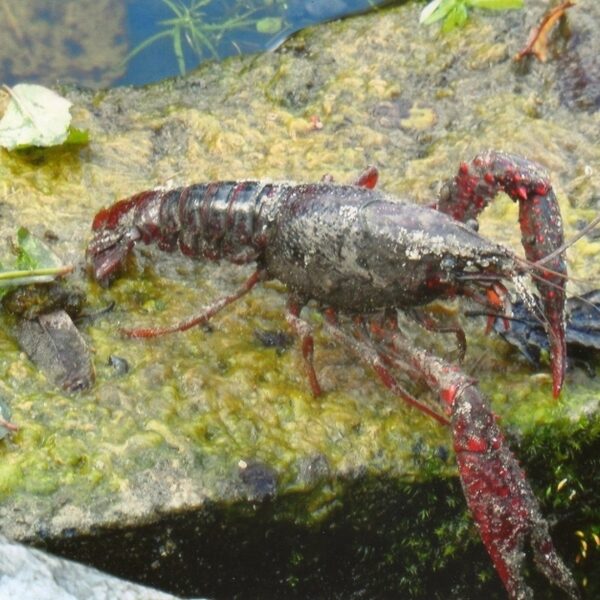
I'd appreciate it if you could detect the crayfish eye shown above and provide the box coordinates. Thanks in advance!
[440,255,456,271]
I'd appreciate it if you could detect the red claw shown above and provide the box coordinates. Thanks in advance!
[437,151,568,397]
[518,189,567,397]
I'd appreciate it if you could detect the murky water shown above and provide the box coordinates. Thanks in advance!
[0,0,396,88]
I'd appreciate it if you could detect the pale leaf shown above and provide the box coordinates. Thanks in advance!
[0,83,74,149]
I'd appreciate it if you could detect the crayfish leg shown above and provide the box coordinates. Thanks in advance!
[409,307,467,362]
[320,166,379,189]
[0,417,18,432]
[286,299,322,397]
[122,269,265,338]
[322,316,449,426]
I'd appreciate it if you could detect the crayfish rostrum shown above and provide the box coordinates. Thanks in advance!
[88,150,580,599]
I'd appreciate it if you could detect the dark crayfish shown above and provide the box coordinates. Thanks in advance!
[88,150,580,600]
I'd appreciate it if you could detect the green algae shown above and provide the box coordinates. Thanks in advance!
[0,0,599,594]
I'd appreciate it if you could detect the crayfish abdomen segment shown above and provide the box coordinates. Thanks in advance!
[88,181,287,281]
[137,182,280,261]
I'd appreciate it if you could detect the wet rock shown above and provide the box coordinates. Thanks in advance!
[253,328,294,353]
[0,1,599,598]
[15,310,95,391]
[557,30,600,113]
[296,454,330,486]
[107,354,130,376]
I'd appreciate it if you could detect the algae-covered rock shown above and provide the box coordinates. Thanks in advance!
[0,1,599,598]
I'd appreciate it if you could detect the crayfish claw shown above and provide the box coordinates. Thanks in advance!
[452,384,579,599]
[438,150,568,397]
[531,526,582,600]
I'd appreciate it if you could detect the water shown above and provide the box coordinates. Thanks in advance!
[0,0,396,89]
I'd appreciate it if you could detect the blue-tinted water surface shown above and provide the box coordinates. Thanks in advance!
[0,0,397,88]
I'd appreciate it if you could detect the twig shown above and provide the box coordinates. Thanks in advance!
[515,1,576,62]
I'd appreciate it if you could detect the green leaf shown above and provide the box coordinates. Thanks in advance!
[65,127,89,145]
[16,227,62,271]
[442,3,469,31]
[0,228,71,296]
[256,17,283,35]
[420,0,458,25]
[467,0,523,9]
[0,84,84,150]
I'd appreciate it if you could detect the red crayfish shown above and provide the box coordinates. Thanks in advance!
[88,150,580,599]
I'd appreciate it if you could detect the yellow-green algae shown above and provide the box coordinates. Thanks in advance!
[0,0,599,593]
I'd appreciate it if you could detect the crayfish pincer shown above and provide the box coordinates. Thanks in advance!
[88,150,579,599]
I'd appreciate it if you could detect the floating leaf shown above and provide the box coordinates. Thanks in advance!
[0,83,87,150]
[256,17,283,34]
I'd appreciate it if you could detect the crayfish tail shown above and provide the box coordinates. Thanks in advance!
[89,190,156,282]
[87,226,140,283]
